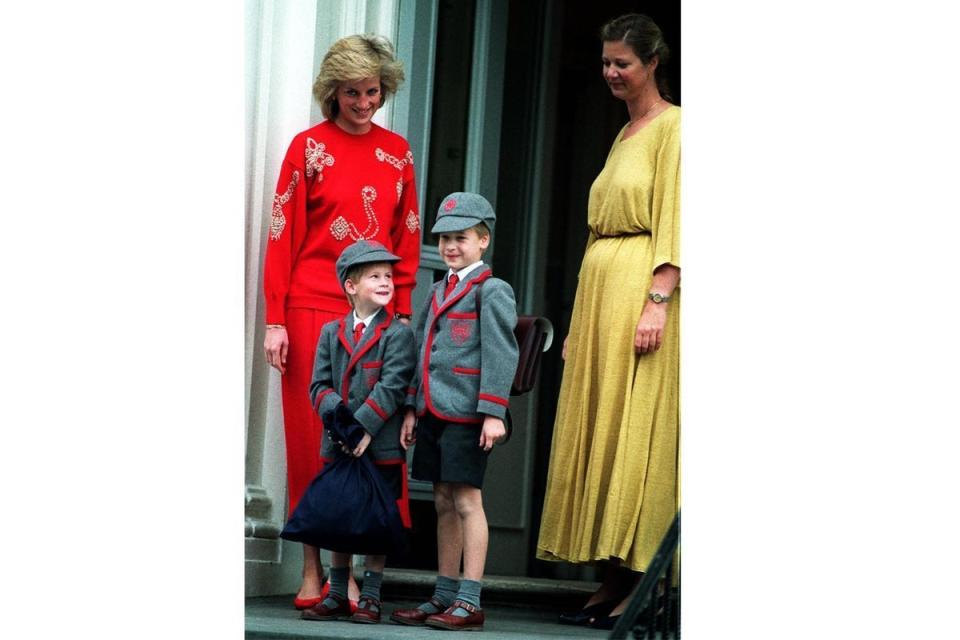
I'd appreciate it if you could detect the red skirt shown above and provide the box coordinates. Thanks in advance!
[281,307,342,516]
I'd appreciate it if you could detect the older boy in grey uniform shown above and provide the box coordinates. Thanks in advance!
[301,240,416,625]
[390,192,519,631]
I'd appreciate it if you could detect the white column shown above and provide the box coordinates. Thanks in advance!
[245,0,319,577]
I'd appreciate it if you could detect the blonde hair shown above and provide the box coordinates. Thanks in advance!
[469,222,490,239]
[313,34,405,121]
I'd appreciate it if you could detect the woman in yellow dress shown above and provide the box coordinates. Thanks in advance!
[537,13,680,630]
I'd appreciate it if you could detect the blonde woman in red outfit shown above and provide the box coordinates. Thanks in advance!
[262,34,420,610]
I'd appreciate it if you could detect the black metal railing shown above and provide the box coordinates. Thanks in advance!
[609,510,680,639]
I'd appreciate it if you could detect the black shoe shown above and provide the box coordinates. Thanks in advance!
[590,601,664,631]
[558,599,618,626]
[587,613,621,630]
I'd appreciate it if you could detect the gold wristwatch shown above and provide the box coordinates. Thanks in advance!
[647,292,671,303]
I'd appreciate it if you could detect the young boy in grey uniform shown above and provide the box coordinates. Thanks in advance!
[390,192,519,632]
[300,240,416,625]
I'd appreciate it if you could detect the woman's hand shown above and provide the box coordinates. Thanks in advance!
[635,303,668,355]
[264,326,289,374]
[562,335,569,361]
[400,409,417,450]
[479,415,506,452]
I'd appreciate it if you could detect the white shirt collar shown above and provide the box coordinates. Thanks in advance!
[352,309,379,330]
[448,260,484,281]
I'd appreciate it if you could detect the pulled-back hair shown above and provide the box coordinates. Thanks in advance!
[600,14,672,101]
[313,34,405,120]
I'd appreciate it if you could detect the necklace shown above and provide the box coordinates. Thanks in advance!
[630,98,662,125]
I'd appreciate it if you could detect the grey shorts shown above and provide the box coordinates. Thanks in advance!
[411,413,490,489]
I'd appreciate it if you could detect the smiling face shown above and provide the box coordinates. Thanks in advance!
[344,262,394,316]
[333,75,382,134]
[438,227,489,272]
[601,40,656,102]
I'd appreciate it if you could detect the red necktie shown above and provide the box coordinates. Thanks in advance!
[353,322,365,344]
[444,273,459,300]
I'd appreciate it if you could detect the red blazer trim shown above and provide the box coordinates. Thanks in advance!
[407,386,417,396]
[337,318,352,355]
[453,367,481,375]
[422,270,493,421]
[365,398,388,420]
[479,393,509,407]
[340,315,392,402]
[447,311,478,320]
[314,388,334,411]
[431,270,493,316]
[362,360,383,369]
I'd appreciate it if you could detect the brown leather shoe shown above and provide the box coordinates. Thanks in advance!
[350,596,381,624]
[389,597,447,626]
[300,593,352,621]
[424,599,485,631]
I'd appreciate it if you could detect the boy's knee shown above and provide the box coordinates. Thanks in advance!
[434,485,456,515]
[452,486,483,517]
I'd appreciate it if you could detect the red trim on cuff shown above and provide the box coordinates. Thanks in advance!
[478,393,509,407]
[365,398,388,420]
[314,388,334,411]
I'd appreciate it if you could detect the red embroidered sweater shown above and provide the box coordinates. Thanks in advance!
[263,120,421,324]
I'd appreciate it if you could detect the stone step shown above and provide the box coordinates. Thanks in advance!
[247,570,604,639]
[379,567,597,610]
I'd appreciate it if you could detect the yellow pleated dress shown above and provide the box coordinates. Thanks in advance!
[537,106,680,572]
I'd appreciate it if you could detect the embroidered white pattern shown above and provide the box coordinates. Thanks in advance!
[270,170,299,240]
[330,216,350,241]
[405,210,420,233]
[329,186,382,242]
[396,178,403,201]
[305,138,334,179]
[375,147,413,171]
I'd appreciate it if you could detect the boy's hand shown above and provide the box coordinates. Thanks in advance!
[347,431,372,458]
[479,415,506,452]
[400,409,417,450]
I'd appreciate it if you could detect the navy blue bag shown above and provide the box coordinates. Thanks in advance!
[280,405,405,555]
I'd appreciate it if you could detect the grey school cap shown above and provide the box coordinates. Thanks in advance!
[431,192,496,234]
[335,240,401,287]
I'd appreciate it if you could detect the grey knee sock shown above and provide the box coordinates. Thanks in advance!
[359,570,383,603]
[416,575,459,613]
[322,566,350,608]
[450,579,482,617]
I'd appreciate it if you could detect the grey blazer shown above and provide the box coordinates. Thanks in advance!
[309,308,416,461]
[406,265,519,423]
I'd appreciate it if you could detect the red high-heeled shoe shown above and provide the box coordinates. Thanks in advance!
[293,577,331,609]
